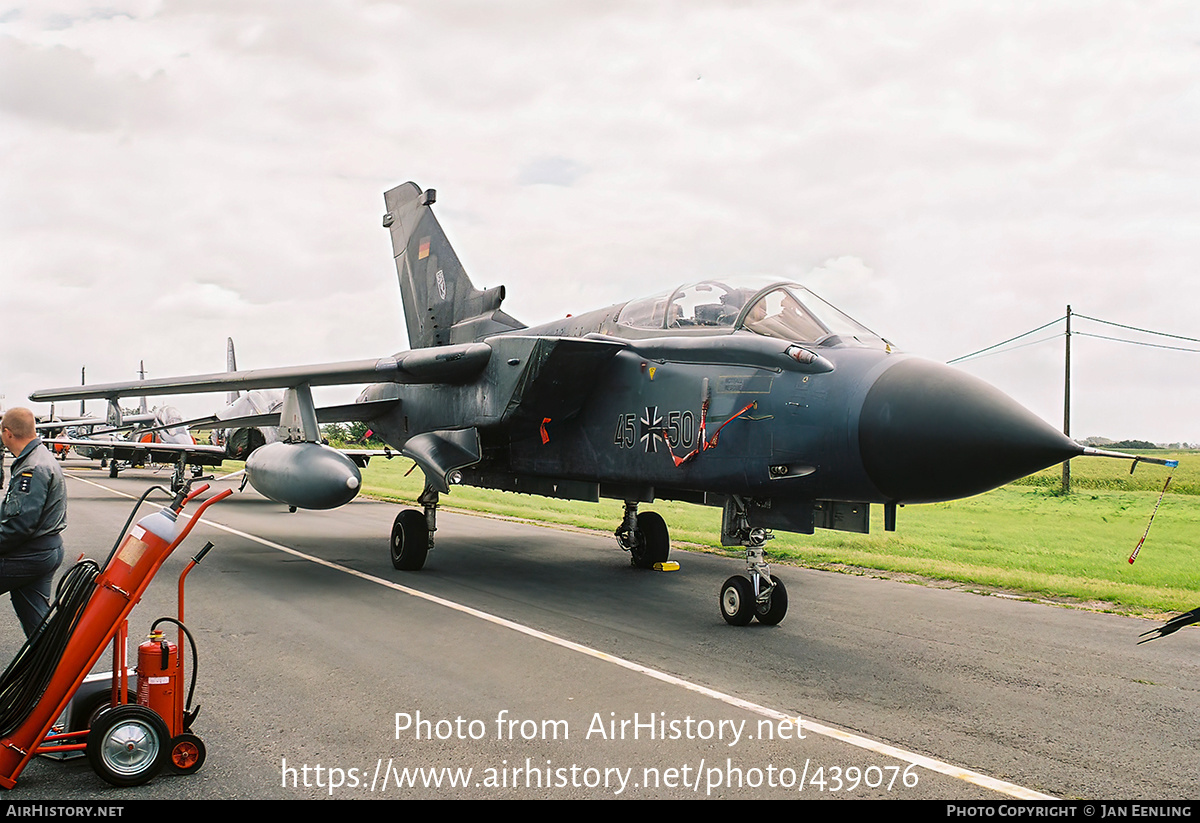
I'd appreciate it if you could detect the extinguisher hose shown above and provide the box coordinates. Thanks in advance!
[0,558,101,736]
[150,617,199,718]
[100,485,173,571]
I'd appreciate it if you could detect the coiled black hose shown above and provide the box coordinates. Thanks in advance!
[0,558,100,736]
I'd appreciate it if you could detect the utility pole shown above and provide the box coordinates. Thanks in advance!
[1061,305,1072,494]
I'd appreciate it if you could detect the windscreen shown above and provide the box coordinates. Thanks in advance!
[616,278,889,348]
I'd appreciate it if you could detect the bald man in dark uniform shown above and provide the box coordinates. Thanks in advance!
[0,408,66,637]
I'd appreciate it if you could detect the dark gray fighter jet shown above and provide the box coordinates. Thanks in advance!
[32,181,1169,626]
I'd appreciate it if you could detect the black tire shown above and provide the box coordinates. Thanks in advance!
[109,462,119,478]
[630,511,670,569]
[70,689,136,733]
[753,576,788,625]
[391,509,429,570]
[167,733,206,775]
[719,576,755,626]
[86,705,169,787]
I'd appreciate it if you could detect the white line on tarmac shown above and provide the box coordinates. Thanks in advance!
[70,473,1055,800]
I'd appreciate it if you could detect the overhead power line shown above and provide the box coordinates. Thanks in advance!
[948,312,1199,364]
[947,316,1065,364]
[1072,313,1200,345]
[947,334,1062,364]
[1074,332,1200,354]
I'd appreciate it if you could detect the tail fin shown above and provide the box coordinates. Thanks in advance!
[226,337,240,406]
[383,182,524,348]
[138,361,148,415]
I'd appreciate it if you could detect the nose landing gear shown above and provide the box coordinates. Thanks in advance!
[719,498,789,626]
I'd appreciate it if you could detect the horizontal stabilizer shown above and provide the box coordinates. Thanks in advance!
[46,438,227,466]
[315,399,399,425]
[36,412,156,434]
[80,399,399,440]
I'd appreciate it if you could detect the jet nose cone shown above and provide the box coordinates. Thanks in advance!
[858,358,1082,502]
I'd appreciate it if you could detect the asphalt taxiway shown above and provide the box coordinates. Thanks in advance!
[2,463,1197,799]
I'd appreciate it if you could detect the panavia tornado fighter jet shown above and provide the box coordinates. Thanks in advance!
[31,181,1171,626]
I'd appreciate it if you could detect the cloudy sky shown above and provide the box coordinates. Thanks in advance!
[3,1,1199,443]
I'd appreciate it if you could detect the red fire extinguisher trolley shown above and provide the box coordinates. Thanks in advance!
[0,482,232,788]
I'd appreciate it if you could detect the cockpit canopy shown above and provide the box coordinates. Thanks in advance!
[615,277,889,348]
[153,406,184,428]
[153,406,189,439]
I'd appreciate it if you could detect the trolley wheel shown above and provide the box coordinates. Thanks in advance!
[86,705,169,787]
[167,733,206,775]
[71,689,136,732]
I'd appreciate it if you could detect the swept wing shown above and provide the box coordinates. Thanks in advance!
[29,343,492,404]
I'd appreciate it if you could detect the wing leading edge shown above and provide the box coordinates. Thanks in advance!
[29,343,492,403]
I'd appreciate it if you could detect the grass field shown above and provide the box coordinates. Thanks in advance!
[344,449,1199,615]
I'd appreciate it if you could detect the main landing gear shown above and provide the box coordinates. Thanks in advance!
[614,501,670,569]
[390,486,439,570]
[718,497,788,626]
[384,488,786,627]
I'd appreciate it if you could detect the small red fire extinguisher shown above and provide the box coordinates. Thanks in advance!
[136,629,180,737]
